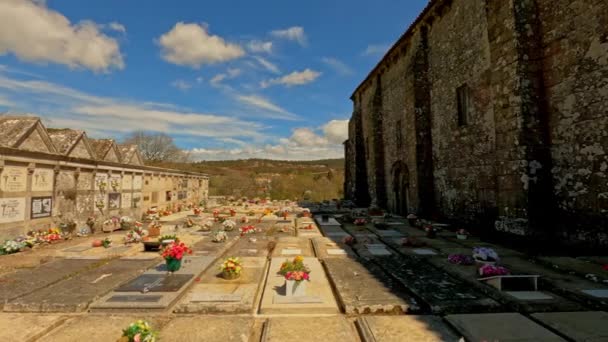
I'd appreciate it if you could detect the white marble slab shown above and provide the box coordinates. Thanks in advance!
[281,249,302,255]
[327,249,347,255]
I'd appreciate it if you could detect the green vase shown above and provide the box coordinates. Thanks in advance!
[166,258,182,272]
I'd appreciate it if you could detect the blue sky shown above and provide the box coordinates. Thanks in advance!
[0,0,428,160]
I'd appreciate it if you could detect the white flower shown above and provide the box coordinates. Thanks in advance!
[222,220,236,231]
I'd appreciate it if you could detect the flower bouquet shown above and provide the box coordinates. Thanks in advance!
[161,242,192,272]
[473,247,499,265]
[479,264,510,277]
[240,225,256,236]
[241,216,249,223]
[229,208,236,217]
[193,207,202,215]
[117,320,157,342]
[279,256,311,296]
[147,221,161,237]
[212,209,220,217]
[448,254,475,265]
[212,230,227,243]
[222,219,236,231]
[0,240,25,255]
[343,236,357,246]
[124,229,145,244]
[220,257,243,280]
[354,218,367,226]
[456,229,469,240]
[120,216,134,230]
[278,256,311,276]
[201,219,214,231]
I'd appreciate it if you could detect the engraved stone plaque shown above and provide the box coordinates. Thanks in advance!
[32,168,54,192]
[0,197,26,224]
[115,274,193,292]
[107,295,162,303]
[327,249,347,255]
[191,293,242,302]
[281,249,302,255]
[0,166,27,192]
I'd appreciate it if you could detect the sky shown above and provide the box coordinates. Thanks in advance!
[0,0,429,161]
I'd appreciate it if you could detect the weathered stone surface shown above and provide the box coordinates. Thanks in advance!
[262,317,358,342]
[357,316,459,342]
[372,255,501,314]
[446,313,566,342]
[260,257,339,314]
[271,237,314,257]
[0,313,68,342]
[324,257,418,314]
[5,259,157,312]
[532,311,608,342]
[0,258,99,303]
[312,237,356,259]
[158,316,254,342]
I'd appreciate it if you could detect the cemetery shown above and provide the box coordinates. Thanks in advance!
[0,198,605,341]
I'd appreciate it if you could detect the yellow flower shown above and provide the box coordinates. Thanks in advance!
[294,256,304,263]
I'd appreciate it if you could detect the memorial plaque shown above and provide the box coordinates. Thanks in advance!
[121,193,132,209]
[108,193,121,210]
[133,175,143,189]
[281,249,302,255]
[107,295,162,303]
[122,174,133,190]
[327,249,347,255]
[94,173,108,191]
[413,249,437,255]
[0,197,26,224]
[115,274,193,292]
[77,172,93,190]
[30,196,52,219]
[191,293,242,302]
[0,166,27,192]
[32,168,54,192]
[109,175,121,191]
[273,295,323,304]
[369,249,392,256]
[95,194,107,210]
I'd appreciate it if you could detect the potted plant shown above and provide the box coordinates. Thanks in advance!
[219,257,243,280]
[148,221,161,237]
[161,241,192,272]
[456,229,470,240]
[102,237,112,248]
[229,208,236,217]
[473,247,499,265]
[201,219,214,231]
[278,256,311,297]
[222,219,236,231]
[159,234,178,246]
[212,230,227,243]
[479,264,510,277]
[120,216,134,230]
[448,254,475,265]
[239,225,256,236]
[117,320,157,342]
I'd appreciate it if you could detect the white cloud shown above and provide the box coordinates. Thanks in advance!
[236,94,299,120]
[290,128,329,147]
[253,56,280,74]
[322,119,349,144]
[270,26,307,46]
[321,57,353,76]
[247,40,273,54]
[171,79,192,91]
[0,0,124,72]
[108,22,126,33]
[0,95,15,108]
[362,43,391,57]
[260,68,321,88]
[210,68,241,88]
[158,22,244,68]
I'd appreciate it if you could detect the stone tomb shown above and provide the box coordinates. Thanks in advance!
[221,235,276,258]
[174,257,267,314]
[90,256,214,311]
[446,313,566,342]
[271,237,314,258]
[296,220,322,238]
[532,311,608,342]
[262,317,358,342]
[356,316,459,342]
[323,257,418,314]
[5,258,158,312]
[259,257,339,314]
[311,237,355,259]
[314,215,341,227]
[158,316,254,342]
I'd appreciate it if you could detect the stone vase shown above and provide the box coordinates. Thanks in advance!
[285,279,307,297]
[166,258,182,272]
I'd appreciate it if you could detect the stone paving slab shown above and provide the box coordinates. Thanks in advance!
[427,256,585,313]
[158,316,254,342]
[312,237,356,259]
[324,257,418,314]
[262,316,358,342]
[174,257,267,314]
[446,313,566,341]
[39,314,171,342]
[0,258,100,304]
[5,258,157,312]
[531,311,608,342]
[357,315,459,342]
[260,257,339,314]
[90,256,214,311]
[0,313,68,342]
[271,237,314,257]
[501,256,608,310]
[372,255,501,314]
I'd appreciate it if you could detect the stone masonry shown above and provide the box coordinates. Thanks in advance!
[344,0,608,248]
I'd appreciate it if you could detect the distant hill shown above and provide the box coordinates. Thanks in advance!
[159,159,345,201]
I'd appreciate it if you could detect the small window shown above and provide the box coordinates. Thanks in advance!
[456,84,471,126]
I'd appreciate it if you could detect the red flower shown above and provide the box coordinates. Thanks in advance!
[603,264,608,271]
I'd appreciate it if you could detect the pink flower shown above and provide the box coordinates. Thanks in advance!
[134,333,141,342]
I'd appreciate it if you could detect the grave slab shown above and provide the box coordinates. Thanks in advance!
[158,316,254,342]
[312,237,355,259]
[260,257,339,314]
[262,317,357,342]
[39,315,171,342]
[0,313,68,342]
[536,256,608,283]
[446,313,566,342]
[271,237,314,257]
[531,311,608,342]
[5,258,157,312]
[174,257,267,314]
[221,236,275,258]
[0,258,99,303]
[314,215,341,227]
[62,245,92,253]
[324,257,418,314]
[357,316,459,342]
[373,255,501,314]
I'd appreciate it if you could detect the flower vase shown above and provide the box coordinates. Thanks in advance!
[285,279,306,297]
[166,258,182,272]
[456,233,468,240]
[222,271,240,280]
